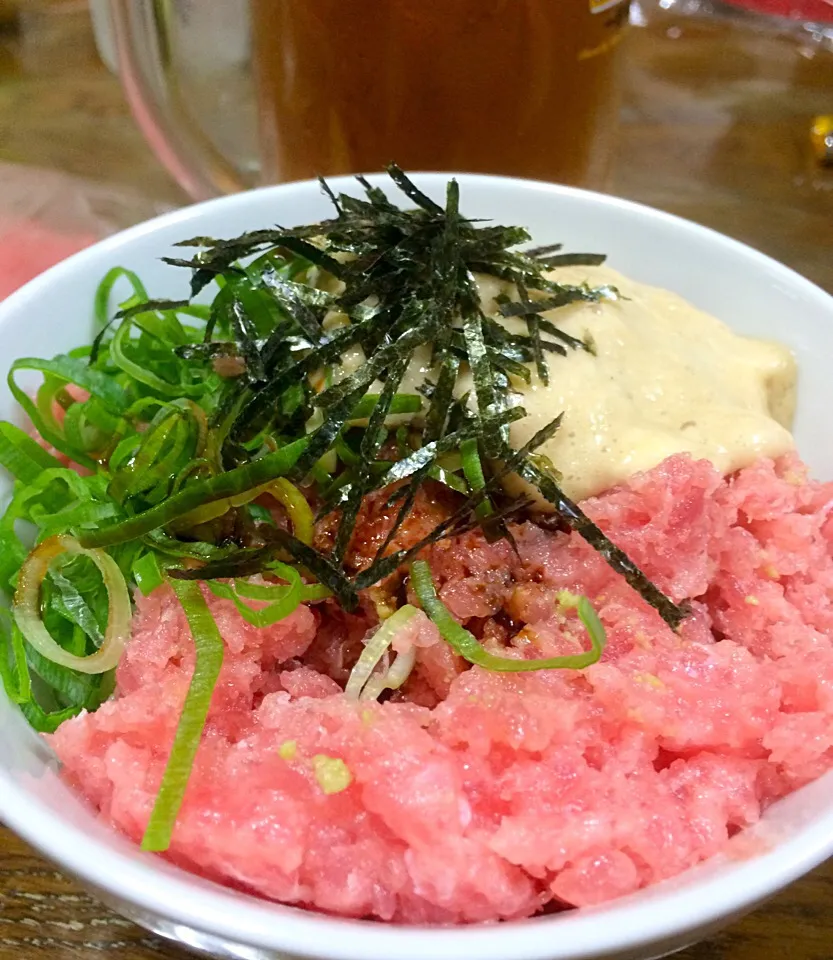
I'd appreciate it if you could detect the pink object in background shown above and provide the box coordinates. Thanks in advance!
[0,220,96,301]
[721,0,833,20]
[0,163,173,301]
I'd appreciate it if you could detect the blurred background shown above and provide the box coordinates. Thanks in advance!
[0,0,830,294]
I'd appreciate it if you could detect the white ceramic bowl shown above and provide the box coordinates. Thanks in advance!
[1,174,833,960]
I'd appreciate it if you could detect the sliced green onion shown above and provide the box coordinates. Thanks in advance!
[141,579,224,852]
[49,568,105,647]
[313,449,338,481]
[0,612,31,705]
[205,565,302,628]
[411,560,606,672]
[347,393,423,423]
[174,303,212,322]
[344,603,418,700]
[62,402,109,457]
[111,317,204,398]
[108,433,142,474]
[9,356,129,414]
[121,294,190,346]
[9,467,115,536]
[334,432,360,467]
[359,644,416,702]
[8,356,129,467]
[0,522,27,596]
[126,414,187,492]
[247,503,275,526]
[79,436,309,548]
[0,421,62,484]
[24,642,108,712]
[94,266,148,328]
[109,404,198,505]
[265,478,314,545]
[300,582,333,602]
[460,437,493,518]
[133,552,165,596]
[165,497,231,530]
[427,463,468,494]
[20,700,81,734]
[13,536,131,675]
[35,375,69,439]
[232,565,297,599]
[169,473,313,539]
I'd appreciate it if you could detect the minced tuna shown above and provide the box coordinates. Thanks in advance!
[50,452,833,923]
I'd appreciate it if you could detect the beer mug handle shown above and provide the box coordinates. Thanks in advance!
[108,1,254,200]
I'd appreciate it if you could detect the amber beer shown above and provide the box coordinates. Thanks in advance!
[251,0,629,188]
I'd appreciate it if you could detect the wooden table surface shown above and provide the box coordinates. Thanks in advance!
[1,3,833,959]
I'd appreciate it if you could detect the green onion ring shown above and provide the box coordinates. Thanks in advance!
[13,535,131,675]
[411,560,606,672]
[262,478,315,545]
[345,603,418,700]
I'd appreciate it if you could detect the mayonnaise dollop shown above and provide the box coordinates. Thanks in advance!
[493,265,796,503]
[341,264,796,505]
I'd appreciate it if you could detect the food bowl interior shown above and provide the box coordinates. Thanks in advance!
[1,174,833,960]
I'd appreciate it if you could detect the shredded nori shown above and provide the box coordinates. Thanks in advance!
[74,165,689,629]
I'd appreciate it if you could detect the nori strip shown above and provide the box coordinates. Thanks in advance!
[538,252,607,268]
[72,165,689,630]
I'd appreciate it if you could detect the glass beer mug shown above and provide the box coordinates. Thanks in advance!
[108,0,631,200]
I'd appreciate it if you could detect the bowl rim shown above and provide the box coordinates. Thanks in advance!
[1,171,833,960]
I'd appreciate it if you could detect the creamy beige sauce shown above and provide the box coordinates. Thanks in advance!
[330,264,797,504]
[494,265,796,503]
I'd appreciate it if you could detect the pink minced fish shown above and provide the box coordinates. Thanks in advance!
[51,453,833,923]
